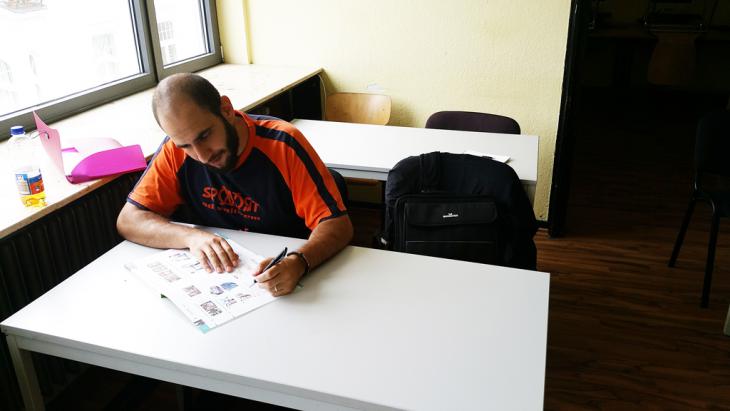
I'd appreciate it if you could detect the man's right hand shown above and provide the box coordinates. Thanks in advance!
[185,230,239,273]
[117,203,240,273]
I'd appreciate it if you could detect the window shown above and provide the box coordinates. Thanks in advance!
[0,0,221,138]
[157,21,178,65]
[0,60,16,111]
[92,33,121,83]
[158,21,175,42]
[154,0,207,67]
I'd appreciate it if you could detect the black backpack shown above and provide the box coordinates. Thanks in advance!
[379,152,537,270]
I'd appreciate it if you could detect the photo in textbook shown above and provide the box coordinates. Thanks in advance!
[125,240,276,333]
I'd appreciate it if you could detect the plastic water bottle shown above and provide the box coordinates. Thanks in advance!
[8,126,46,207]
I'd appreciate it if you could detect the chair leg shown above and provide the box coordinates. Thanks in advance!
[176,385,193,411]
[669,198,696,267]
[700,210,721,308]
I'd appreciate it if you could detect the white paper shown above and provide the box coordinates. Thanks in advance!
[463,150,510,163]
[125,239,276,333]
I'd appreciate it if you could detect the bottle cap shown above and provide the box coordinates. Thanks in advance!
[10,126,25,136]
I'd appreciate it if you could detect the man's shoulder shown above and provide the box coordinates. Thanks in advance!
[252,116,301,139]
[150,136,187,165]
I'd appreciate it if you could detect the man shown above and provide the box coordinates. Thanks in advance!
[117,73,353,296]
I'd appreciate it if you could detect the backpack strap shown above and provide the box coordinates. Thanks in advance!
[418,152,442,193]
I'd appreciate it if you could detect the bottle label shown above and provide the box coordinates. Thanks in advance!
[15,173,31,195]
[28,173,44,194]
[14,170,44,196]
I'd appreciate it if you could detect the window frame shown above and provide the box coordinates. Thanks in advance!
[0,0,222,139]
[147,0,221,77]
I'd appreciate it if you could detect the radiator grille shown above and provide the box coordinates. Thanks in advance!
[0,172,141,411]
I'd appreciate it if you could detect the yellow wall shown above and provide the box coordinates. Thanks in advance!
[219,0,571,220]
[216,0,250,64]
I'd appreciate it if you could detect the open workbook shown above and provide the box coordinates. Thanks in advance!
[125,239,276,333]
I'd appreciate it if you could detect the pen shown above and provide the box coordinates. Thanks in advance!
[251,247,288,286]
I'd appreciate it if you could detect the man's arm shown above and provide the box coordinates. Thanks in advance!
[253,214,353,296]
[117,202,239,272]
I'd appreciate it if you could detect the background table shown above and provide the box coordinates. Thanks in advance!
[292,119,539,202]
[2,228,550,410]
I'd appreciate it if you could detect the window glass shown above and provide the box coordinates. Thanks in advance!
[0,0,220,138]
[0,0,141,117]
[154,0,208,66]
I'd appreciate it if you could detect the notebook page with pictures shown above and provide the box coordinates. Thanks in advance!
[125,239,278,333]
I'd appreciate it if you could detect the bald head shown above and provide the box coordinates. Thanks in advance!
[152,73,222,126]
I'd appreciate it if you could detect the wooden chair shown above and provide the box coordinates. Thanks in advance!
[325,93,391,125]
[324,93,392,205]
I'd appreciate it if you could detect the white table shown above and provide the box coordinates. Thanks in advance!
[2,228,550,410]
[292,119,539,202]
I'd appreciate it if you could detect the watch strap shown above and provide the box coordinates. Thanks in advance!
[287,251,310,277]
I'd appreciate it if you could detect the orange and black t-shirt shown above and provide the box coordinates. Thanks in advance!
[128,113,346,239]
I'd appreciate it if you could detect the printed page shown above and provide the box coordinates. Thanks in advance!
[126,240,276,333]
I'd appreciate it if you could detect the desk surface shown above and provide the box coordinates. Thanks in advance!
[0,64,322,239]
[2,228,550,410]
[292,119,539,185]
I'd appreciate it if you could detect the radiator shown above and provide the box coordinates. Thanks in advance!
[0,171,141,411]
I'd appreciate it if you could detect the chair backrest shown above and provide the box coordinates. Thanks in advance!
[325,93,391,125]
[328,167,349,206]
[380,152,537,269]
[695,110,730,177]
[425,111,521,134]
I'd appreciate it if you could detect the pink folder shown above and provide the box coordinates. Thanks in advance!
[34,112,148,184]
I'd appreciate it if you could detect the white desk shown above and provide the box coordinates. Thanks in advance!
[2,228,550,410]
[292,119,539,202]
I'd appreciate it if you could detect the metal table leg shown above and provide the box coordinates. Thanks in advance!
[7,335,44,411]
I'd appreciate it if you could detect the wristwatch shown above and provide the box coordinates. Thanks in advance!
[287,251,310,277]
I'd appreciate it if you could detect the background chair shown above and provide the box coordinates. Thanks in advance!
[668,109,730,307]
[325,93,392,204]
[328,167,349,207]
[643,0,718,86]
[325,92,391,125]
[425,110,521,134]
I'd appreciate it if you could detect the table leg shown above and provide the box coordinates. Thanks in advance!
[724,305,730,337]
[6,335,45,411]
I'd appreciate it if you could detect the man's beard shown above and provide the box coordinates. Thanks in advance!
[204,116,240,174]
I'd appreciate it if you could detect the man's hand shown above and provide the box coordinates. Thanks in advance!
[118,203,240,273]
[253,254,305,296]
[185,231,239,273]
[252,214,353,296]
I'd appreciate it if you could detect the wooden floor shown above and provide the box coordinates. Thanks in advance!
[541,88,730,410]
[46,88,730,410]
